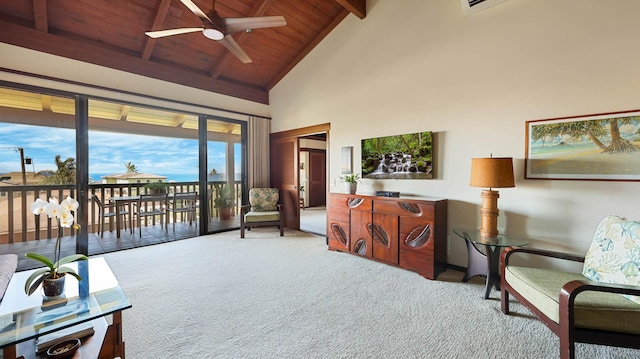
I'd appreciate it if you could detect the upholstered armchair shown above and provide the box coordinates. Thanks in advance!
[240,188,284,238]
[500,215,640,359]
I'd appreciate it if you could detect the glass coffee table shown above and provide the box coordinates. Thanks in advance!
[453,228,529,299]
[0,257,131,359]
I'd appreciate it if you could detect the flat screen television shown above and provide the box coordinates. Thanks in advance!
[361,131,433,179]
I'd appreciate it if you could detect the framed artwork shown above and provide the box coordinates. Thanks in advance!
[341,146,353,174]
[525,110,640,181]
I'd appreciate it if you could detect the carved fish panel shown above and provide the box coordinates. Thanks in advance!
[368,223,389,247]
[331,223,348,246]
[354,239,367,256]
[405,225,431,248]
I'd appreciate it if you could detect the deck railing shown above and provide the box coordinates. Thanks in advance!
[0,181,241,244]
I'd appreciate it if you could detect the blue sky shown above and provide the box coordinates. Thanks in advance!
[0,123,240,182]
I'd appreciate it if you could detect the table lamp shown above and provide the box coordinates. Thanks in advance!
[469,157,515,238]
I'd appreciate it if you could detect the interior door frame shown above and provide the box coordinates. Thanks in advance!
[270,123,330,230]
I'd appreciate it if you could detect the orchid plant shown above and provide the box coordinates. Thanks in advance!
[24,196,88,296]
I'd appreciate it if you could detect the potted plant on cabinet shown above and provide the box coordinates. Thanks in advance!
[214,183,235,220]
[340,173,360,194]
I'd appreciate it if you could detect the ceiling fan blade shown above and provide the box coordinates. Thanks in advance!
[145,28,203,38]
[223,16,287,34]
[218,35,252,64]
[180,0,213,23]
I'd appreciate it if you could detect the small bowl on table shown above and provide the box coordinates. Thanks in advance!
[46,338,80,359]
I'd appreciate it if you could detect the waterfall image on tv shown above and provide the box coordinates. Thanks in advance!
[361,131,433,179]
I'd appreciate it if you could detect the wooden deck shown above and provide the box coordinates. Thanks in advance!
[1,217,240,271]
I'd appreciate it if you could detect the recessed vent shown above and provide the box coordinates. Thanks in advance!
[461,0,509,15]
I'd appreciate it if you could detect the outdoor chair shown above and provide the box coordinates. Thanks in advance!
[169,192,198,231]
[500,214,640,359]
[93,195,131,238]
[133,193,169,237]
[240,188,283,238]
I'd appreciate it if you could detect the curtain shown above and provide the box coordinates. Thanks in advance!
[248,116,270,188]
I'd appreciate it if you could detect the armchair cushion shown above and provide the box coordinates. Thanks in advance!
[248,188,279,212]
[505,266,640,334]
[582,214,640,304]
[244,211,280,223]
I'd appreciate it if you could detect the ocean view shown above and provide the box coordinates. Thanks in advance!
[89,172,238,183]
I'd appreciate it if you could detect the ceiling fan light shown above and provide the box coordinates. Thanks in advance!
[203,28,224,40]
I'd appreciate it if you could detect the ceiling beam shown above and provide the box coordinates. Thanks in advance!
[268,9,350,90]
[119,105,131,121]
[209,0,274,79]
[0,20,269,104]
[336,0,366,19]
[141,0,172,60]
[32,0,48,32]
[174,114,188,127]
[41,95,52,112]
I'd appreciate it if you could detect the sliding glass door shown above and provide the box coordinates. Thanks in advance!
[205,117,245,233]
[0,82,248,258]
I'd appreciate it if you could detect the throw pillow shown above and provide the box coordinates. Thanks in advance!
[249,188,279,212]
[582,214,640,305]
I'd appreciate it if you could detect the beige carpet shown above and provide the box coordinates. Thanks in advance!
[102,229,638,358]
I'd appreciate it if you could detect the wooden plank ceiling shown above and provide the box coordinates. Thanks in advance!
[0,0,366,105]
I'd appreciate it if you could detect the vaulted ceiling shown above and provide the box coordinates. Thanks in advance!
[0,0,366,105]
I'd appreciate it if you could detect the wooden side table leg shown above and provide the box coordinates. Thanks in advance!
[99,310,125,359]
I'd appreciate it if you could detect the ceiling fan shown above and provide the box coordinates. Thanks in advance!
[145,0,287,64]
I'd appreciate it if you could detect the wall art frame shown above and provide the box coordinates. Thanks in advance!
[525,109,640,181]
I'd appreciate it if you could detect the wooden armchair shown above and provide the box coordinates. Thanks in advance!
[240,188,283,238]
[500,215,640,359]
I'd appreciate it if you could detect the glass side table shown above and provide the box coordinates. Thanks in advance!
[0,257,131,359]
[452,228,529,299]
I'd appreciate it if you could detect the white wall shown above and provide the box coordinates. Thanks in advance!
[270,0,640,268]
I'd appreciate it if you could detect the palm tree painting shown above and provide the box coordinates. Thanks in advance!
[526,110,640,180]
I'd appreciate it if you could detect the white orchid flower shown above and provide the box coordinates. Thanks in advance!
[44,200,64,219]
[59,210,75,228]
[60,196,79,212]
[30,198,48,215]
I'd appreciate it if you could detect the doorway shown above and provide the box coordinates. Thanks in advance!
[270,124,329,236]
[299,134,327,236]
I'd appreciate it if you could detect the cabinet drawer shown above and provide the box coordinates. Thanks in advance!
[374,200,434,218]
[328,207,350,222]
[331,194,372,212]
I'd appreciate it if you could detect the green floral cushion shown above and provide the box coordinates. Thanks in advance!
[249,188,279,212]
[582,214,640,305]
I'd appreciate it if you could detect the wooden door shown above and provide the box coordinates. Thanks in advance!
[350,209,372,258]
[308,151,326,207]
[270,136,299,229]
[371,213,399,264]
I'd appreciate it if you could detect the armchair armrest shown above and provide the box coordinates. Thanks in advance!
[240,204,251,214]
[501,246,585,268]
[559,279,640,349]
[561,280,640,301]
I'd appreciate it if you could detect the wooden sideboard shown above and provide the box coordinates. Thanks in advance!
[327,193,448,279]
